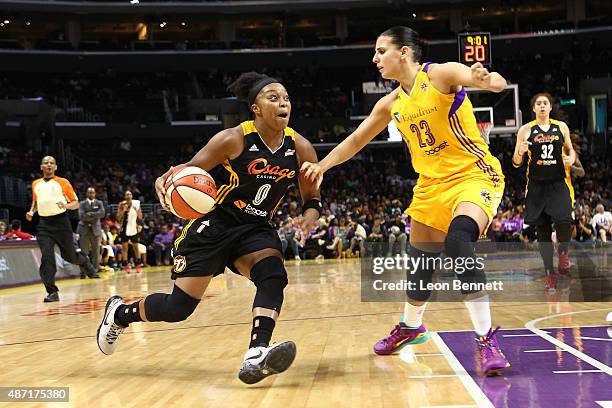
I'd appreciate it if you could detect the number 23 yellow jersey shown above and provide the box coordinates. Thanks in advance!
[391,62,503,186]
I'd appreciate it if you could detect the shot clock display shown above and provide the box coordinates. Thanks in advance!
[458,32,492,66]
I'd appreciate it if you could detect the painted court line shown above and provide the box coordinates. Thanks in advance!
[503,332,550,337]
[431,332,494,408]
[421,405,479,408]
[525,308,612,377]
[595,401,612,408]
[553,370,604,374]
[408,374,458,379]
[576,336,612,342]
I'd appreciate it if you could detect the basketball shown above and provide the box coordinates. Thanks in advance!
[164,166,217,219]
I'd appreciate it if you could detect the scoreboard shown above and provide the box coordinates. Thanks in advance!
[458,32,492,66]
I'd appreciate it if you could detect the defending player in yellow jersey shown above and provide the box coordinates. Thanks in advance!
[302,26,509,376]
[391,61,504,232]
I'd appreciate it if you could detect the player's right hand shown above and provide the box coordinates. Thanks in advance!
[26,211,34,221]
[155,166,174,211]
[517,138,531,156]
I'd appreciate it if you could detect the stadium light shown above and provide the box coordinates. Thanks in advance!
[25,21,30,26]
[3,20,9,24]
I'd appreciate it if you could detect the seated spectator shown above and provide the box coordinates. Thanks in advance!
[491,210,506,242]
[387,215,407,256]
[573,213,596,243]
[4,219,33,240]
[279,218,301,261]
[349,218,367,257]
[592,204,612,244]
[153,224,174,266]
[100,224,118,270]
[0,220,6,241]
[326,217,349,258]
[304,218,329,260]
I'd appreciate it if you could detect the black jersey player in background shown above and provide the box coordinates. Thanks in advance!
[97,72,322,384]
[512,92,576,291]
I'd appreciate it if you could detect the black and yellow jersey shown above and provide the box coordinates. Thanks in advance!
[211,121,299,224]
[526,119,566,182]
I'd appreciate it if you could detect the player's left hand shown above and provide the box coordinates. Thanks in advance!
[470,62,491,86]
[155,166,174,211]
[300,161,324,189]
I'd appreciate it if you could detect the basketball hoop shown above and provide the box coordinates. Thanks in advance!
[477,121,493,144]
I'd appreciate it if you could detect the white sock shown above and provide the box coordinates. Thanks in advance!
[464,294,492,337]
[401,302,427,328]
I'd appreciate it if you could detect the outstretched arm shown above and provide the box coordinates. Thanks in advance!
[428,62,507,94]
[301,91,396,187]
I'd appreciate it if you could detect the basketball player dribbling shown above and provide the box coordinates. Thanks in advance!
[512,93,576,290]
[302,26,509,375]
[97,72,323,384]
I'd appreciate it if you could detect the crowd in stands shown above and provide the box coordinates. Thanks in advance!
[1,32,610,136]
[2,31,611,265]
[4,128,611,270]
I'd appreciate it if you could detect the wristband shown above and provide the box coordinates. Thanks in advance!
[302,198,322,217]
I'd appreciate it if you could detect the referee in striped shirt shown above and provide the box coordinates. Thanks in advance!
[26,156,99,302]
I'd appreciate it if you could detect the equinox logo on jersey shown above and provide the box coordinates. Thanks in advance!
[234,200,268,217]
[247,158,296,182]
[534,134,559,143]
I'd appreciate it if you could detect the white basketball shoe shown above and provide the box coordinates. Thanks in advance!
[238,341,297,384]
[97,296,126,355]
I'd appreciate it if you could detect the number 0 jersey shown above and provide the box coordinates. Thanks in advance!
[210,121,299,224]
[390,62,502,186]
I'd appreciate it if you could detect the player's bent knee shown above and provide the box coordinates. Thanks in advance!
[144,285,200,323]
[445,215,480,259]
[251,256,288,313]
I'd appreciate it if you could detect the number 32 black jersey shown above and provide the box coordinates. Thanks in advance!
[210,121,299,224]
[526,119,567,182]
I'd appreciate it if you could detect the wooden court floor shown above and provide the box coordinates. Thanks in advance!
[0,255,610,408]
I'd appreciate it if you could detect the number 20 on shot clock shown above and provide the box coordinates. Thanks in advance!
[458,32,492,66]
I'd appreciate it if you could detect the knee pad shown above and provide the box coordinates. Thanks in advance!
[251,256,288,313]
[406,246,440,302]
[445,216,486,293]
[445,215,480,260]
[144,285,200,322]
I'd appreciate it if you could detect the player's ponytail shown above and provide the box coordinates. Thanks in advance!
[378,26,422,62]
[227,72,279,106]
